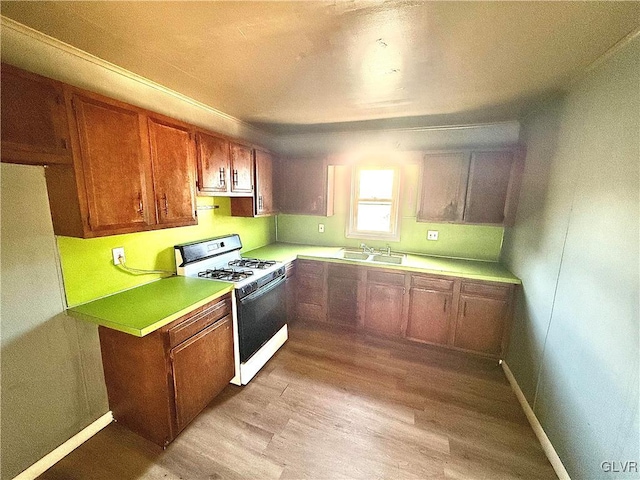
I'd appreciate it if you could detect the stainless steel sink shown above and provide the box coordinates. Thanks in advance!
[371,254,404,265]
[342,251,370,261]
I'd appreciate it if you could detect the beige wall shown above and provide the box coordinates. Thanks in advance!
[1,164,109,479]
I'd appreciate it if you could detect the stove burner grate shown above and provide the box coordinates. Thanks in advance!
[197,268,254,282]
[228,258,277,269]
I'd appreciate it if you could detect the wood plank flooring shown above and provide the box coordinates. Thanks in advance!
[38,321,557,480]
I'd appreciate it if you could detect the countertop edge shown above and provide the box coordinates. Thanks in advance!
[67,285,234,337]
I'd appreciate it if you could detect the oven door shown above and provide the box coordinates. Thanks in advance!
[237,274,286,363]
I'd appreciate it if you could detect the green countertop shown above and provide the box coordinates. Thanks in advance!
[67,276,233,337]
[245,243,521,284]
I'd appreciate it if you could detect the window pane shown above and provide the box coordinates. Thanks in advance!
[359,169,394,199]
[356,202,392,232]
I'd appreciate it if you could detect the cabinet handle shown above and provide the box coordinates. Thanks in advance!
[60,138,68,149]
[137,193,144,215]
[463,301,467,317]
[219,167,225,186]
[162,194,169,216]
[233,169,239,186]
[443,298,447,312]
[258,195,263,211]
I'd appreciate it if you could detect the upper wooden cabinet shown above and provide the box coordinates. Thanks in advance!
[417,148,524,226]
[196,132,254,197]
[46,88,198,237]
[229,142,254,194]
[71,93,154,233]
[148,117,197,227]
[275,157,335,216]
[417,153,469,222]
[230,148,276,217]
[1,64,73,165]
[196,132,230,194]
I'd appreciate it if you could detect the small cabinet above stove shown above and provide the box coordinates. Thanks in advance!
[230,148,276,217]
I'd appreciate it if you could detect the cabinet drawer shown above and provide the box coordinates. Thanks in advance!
[168,296,231,348]
[411,275,454,292]
[461,281,511,300]
[297,260,325,276]
[328,263,359,279]
[367,269,405,286]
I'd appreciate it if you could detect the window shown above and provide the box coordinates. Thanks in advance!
[347,165,400,240]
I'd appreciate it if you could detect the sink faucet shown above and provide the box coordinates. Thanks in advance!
[360,243,375,254]
[383,244,391,256]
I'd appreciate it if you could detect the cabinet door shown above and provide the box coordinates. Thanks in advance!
[417,152,469,222]
[72,93,152,232]
[327,276,359,327]
[464,151,514,224]
[230,142,254,194]
[406,288,453,345]
[255,149,274,215]
[454,295,507,355]
[148,117,197,226]
[364,270,406,336]
[171,315,234,433]
[1,64,72,165]
[196,132,229,194]
[276,157,334,216]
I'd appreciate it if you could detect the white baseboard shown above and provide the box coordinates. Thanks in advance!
[13,411,113,480]
[501,361,571,480]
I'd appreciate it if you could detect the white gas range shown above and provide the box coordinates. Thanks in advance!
[175,234,287,385]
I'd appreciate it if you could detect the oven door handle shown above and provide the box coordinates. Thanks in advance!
[239,274,286,303]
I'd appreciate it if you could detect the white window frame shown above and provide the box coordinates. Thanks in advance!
[347,165,401,241]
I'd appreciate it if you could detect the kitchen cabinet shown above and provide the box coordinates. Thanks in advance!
[417,153,469,222]
[148,116,197,227]
[196,131,230,194]
[229,142,254,194]
[295,259,327,323]
[327,264,361,327]
[275,156,335,216]
[406,275,455,346]
[417,148,524,226]
[45,87,199,237]
[1,63,73,165]
[99,294,233,447]
[363,269,407,336]
[230,148,276,217]
[453,281,513,356]
[69,91,154,233]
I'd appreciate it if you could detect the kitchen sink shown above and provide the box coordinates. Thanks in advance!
[371,254,404,265]
[342,251,371,261]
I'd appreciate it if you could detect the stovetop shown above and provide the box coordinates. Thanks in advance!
[198,267,255,282]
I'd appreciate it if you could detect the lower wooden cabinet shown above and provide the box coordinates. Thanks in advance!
[99,294,233,447]
[327,264,360,327]
[453,281,512,356]
[295,260,327,323]
[406,276,455,345]
[291,259,516,359]
[363,270,406,336]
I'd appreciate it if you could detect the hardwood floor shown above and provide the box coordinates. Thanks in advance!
[39,322,557,480]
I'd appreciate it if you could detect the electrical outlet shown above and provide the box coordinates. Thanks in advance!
[318,223,325,233]
[427,230,439,241]
[112,247,125,265]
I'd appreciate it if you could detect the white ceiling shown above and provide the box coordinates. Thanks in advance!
[2,1,639,133]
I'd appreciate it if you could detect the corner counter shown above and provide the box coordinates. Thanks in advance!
[244,243,520,284]
[67,276,233,336]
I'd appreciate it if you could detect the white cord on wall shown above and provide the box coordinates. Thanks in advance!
[116,255,174,276]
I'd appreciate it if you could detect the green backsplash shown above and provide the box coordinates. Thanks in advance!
[276,164,504,261]
[58,197,275,306]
